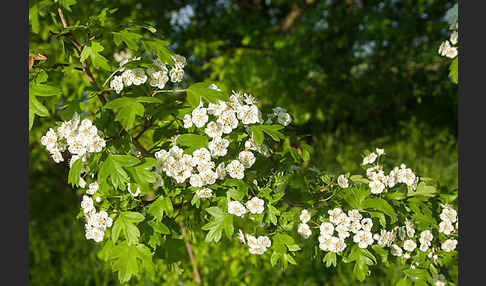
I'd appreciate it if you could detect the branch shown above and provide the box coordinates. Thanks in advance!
[279,0,316,32]
[57,7,150,155]
[179,221,201,285]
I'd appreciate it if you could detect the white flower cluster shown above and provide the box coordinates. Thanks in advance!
[40,113,106,166]
[363,149,419,194]
[438,204,458,252]
[228,197,265,217]
[318,208,374,253]
[438,26,458,59]
[110,54,186,94]
[237,230,272,255]
[113,50,136,67]
[433,274,447,286]
[80,195,113,242]
[265,107,292,126]
[297,209,312,239]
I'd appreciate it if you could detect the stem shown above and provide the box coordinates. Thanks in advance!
[179,221,201,285]
[151,89,187,96]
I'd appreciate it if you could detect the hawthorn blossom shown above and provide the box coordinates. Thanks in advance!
[246,197,265,214]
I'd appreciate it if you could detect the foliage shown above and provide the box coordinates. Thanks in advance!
[29,1,458,285]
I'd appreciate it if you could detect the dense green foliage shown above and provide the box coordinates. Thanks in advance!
[29,0,457,285]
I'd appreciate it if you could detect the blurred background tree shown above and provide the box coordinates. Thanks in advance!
[29,0,457,284]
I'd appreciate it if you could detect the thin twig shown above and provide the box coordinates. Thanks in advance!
[179,221,201,285]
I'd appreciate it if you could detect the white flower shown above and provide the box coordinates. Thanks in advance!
[419,230,433,244]
[257,236,271,248]
[337,175,349,188]
[236,229,246,244]
[95,196,102,203]
[148,68,169,89]
[217,110,239,134]
[51,151,64,163]
[79,177,86,188]
[349,221,362,234]
[369,180,385,194]
[155,149,169,161]
[92,228,105,242]
[376,148,385,156]
[348,210,362,222]
[236,104,260,125]
[196,188,213,199]
[328,208,343,225]
[353,230,374,248]
[127,183,140,197]
[87,137,106,153]
[299,209,311,224]
[183,114,193,128]
[169,66,184,82]
[228,200,247,217]
[238,151,256,168]
[319,235,336,251]
[433,274,447,286]
[246,197,264,214]
[200,169,217,185]
[226,160,245,179]
[192,107,209,128]
[441,239,457,252]
[208,136,230,157]
[207,100,227,116]
[320,222,334,236]
[362,153,378,165]
[216,163,226,180]
[110,75,124,94]
[189,174,204,188]
[361,218,373,232]
[403,240,417,252]
[204,121,223,138]
[86,181,99,195]
[208,83,221,92]
[405,219,415,238]
[113,50,132,65]
[81,195,94,213]
[375,230,396,247]
[172,54,187,69]
[335,224,350,239]
[41,128,58,150]
[298,223,312,239]
[439,220,454,235]
[450,31,458,45]
[419,243,430,252]
[277,112,292,126]
[440,207,457,223]
[391,244,403,257]
[192,148,211,164]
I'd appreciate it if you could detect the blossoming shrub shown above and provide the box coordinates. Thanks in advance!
[30,3,457,285]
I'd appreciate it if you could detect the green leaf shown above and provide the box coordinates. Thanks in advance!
[202,207,233,242]
[272,233,296,254]
[29,4,39,34]
[29,83,61,97]
[113,29,143,51]
[80,41,111,71]
[449,57,458,84]
[143,38,174,65]
[363,198,397,223]
[341,186,370,209]
[112,211,145,245]
[147,196,173,221]
[407,182,437,198]
[111,241,151,283]
[104,97,160,130]
[68,158,82,187]
[147,220,170,234]
[29,93,49,117]
[371,245,389,266]
[99,154,139,190]
[250,125,285,143]
[176,134,209,153]
[267,204,280,225]
[323,252,337,268]
[350,175,370,184]
[186,82,229,107]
